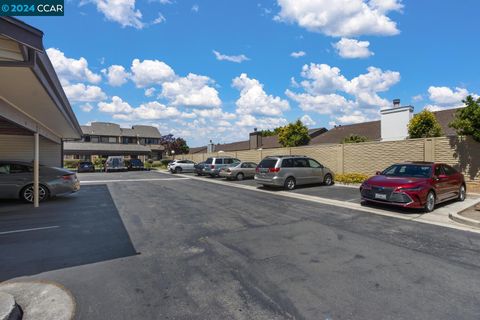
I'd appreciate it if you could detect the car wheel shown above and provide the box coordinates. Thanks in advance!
[323,174,333,186]
[284,177,296,190]
[21,184,49,203]
[175,167,183,174]
[236,173,244,181]
[424,191,436,213]
[458,184,466,201]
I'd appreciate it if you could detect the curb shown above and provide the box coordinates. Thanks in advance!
[449,212,480,229]
[0,292,21,320]
[0,281,75,320]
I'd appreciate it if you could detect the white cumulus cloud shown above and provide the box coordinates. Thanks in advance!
[300,114,316,126]
[98,96,133,113]
[424,86,476,111]
[232,73,290,116]
[47,48,101,85]
[87,0,144,29]
[130,58,176,88]
[102,65,130,87]
[333,38,374,58]
[286,63,400,124]
[275,0,403,37]
[63,83,107,102]
[160,73,222,108]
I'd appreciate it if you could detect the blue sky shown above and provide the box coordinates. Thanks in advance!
[22,0,480,147]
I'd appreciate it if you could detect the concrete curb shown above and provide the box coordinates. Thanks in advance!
[449,212,480,229]
[0,281,75,320]
[0,292,21,320]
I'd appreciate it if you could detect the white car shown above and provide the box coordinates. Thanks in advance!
[168,160,196,173]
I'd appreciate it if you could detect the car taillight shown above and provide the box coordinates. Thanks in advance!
[269,167,280,173]
[62,174,74,181]
[211,165,215,169]
[256,167,259,173]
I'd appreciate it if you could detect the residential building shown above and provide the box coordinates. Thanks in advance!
[63,122,165,161]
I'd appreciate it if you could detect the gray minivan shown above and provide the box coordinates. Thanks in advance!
[203,157,241,177]
[254,155,334,190]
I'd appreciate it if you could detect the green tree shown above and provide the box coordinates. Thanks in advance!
[278,120,310,147]
[341,134,369,144]
[407,109,443,138]
[160,134,190,154]
[261,127,283,137]
[449,95,480,142]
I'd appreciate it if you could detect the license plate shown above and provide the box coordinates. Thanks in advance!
[375,193,387,200]
[260,168,269,173]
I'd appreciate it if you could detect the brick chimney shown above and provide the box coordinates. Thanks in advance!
[249,128,262,149]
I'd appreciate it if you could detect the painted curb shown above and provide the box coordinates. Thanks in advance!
[449,212,480,229]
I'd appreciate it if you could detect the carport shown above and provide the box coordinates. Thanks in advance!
[0,17,82,207]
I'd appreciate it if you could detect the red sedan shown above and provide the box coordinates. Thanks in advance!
[360,162,466,212]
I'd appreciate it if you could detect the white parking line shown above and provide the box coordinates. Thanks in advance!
[153,170,480,234]
[0,226,60,235]
[81,178,191,184]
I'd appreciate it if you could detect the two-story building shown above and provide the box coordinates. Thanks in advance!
[63,122,165,161]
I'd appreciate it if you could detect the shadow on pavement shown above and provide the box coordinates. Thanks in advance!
[0,185,137,281]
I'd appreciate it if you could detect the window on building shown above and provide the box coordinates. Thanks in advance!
[91,136,99,143]
[139,138,146,145]
[109,137,117,143]
[84,135,91,142]
[100,136,109,143]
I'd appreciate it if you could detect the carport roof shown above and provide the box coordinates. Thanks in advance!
[0,17,82,140]
[64,142,152,155]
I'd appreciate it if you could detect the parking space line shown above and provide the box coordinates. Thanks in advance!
[80,178,191,184]
[153,170,480,234]
[0,226,60,235]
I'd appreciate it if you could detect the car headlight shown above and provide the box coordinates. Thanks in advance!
[398,186,423,191]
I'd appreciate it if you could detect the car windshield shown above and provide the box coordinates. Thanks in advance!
[382,164,432,178]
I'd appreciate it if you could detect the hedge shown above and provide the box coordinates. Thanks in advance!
[335,173,370,184]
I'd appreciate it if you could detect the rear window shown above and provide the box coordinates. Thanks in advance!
[205,158,213,164]
[258,158,278,168]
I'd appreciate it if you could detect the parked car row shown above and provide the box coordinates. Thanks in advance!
[170,156,467,213]
[76,157,146,173]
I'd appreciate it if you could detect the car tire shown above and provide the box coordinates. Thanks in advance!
[236,173,244,181]
[458,184,466,202]
[21,184,49,203]
[175,167,182,174]
[284,177,296,190]
[424,191,436,213]
[323,174,333,186]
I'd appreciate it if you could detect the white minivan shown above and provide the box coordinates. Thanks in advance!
[105,156,127,172]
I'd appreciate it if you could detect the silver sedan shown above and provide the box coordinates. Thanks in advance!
[0,161,80,202]
[219,162,258,180]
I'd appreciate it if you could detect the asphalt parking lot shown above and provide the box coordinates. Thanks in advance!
[1,170,480,319]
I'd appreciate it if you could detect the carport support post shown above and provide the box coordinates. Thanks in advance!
[34,132,39,208]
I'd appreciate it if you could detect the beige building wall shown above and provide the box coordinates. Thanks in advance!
[181,136,480,181]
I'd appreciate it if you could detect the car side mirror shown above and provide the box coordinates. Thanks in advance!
[375,171,382,175]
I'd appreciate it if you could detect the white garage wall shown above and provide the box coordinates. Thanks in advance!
[0,134,61,167]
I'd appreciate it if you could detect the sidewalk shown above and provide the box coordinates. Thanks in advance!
[450,203,480,228]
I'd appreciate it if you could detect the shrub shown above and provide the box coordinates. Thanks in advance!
[342,134,369,144]
[64,159,80,169]
[160,159,171,166]
[408,109,442,138]
[335,173,370,184]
